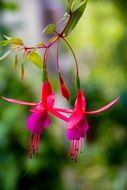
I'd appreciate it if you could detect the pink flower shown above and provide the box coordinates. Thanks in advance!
[57,90,119,162]
[2,80,68,158]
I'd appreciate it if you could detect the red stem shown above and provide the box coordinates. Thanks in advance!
[56,40,60,72]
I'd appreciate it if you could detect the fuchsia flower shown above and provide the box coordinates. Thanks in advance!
[2,82,119,161]
[57,90,119,162]
[2,80,68,158]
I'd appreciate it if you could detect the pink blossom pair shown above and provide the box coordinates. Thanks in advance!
[2,80,119,160]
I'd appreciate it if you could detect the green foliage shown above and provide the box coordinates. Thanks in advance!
[0,37,23,46]
[13,54,18,70]
[26,51,43,69]
[19,63,24,80]
[0,50,11,61]
[0,2,18,11]
[64,0,88,35]
[71,0,88,12]
[76,75,80,90]
[42,23,56,35]
[66,0,88,13]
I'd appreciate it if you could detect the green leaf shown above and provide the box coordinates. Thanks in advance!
[3,2,18,11]
[19,63,24,80]
[13,54,18,70]
[27,51,42,69]
[71,0,83,12]
[9,38,23,45]
[66,0,85,13]
[42,23,56,35]
[0,37,23,46]
[0,41,9,46]
[3,35,12,40]
[64,0,88,36]
[66,0,73,13]
[0,50,11,61]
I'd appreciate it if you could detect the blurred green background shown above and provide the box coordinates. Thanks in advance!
[0,0,127,190]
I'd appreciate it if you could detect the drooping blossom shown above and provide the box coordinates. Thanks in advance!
[57,90,119,162]
[2,80,68,158]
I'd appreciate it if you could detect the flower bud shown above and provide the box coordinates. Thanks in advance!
[59,74,70,100]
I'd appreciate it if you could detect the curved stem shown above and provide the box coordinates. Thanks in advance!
[56,39,60,72]
[42,48,49,82]
[62,37,79,76]
[61,37,80,89]
[61,13,72,37]
[44,48,49,63]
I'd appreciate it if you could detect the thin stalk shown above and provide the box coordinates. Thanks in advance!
[61,37,80,90]
[62,37,79,76]
[56,40,60,73]
[42,48,49,82]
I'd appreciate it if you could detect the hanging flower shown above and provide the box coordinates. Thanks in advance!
[2,80,68,158]
[57,90,120,162]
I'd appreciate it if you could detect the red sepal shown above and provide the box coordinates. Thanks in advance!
[59,75,70,100]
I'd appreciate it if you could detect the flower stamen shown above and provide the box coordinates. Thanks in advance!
[27,133,41,159]
[67,138,84,162]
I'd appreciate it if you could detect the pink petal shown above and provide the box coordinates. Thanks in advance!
[67,119,89,140]
[80,119,89,134]
[43,113,51,128]
[85,96,120,115]
[26,111,51,134]
[2,96,38,106]
[67,127,82,140]
[48,108,69,122]
[67,112,84,129]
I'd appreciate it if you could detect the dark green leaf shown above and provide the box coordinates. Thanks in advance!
[3,2,18,11]
[66,0,86,13]
[64,0,88,36]
[66,0,73,13]
[71,0,83,12]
